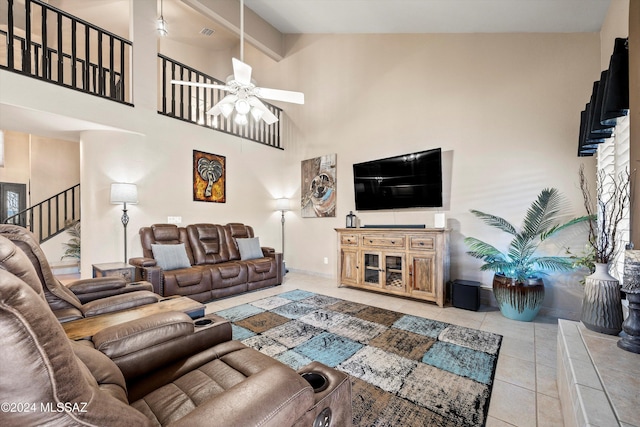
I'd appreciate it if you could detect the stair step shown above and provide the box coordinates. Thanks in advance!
[50,261,80,276]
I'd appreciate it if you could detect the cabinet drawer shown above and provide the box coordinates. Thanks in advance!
[409,236,435,250]
[340,234,358,246]
[362,235,405,248]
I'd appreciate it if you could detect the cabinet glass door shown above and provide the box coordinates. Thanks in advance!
[384,255,404,290]
[363,253,381,285]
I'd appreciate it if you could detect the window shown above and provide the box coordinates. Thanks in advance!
[596,115,631,280]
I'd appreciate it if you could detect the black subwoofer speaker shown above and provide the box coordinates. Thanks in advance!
[452,280,481,311]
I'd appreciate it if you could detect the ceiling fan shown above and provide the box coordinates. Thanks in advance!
[170,0,304,125]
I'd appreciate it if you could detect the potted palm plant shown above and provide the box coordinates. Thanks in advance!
[61,220,81,265]
[464,188,589,321]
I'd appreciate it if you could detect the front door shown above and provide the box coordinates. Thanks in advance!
[1,182,27,226]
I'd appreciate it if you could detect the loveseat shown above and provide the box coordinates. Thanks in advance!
[131,223,282,302]
[0,267,353,426]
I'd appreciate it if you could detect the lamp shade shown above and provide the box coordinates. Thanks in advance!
[110,183,138,204]
[276,198,290,211]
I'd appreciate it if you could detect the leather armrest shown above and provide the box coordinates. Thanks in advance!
[126,281,154,292]
[116,314,232,385]
[81,291,160,317]
[92,312,194,359]
[129,257,157,267]
[169,365,314,427]
[53,307,84,323]
[73,281,155,304]
[261,246,275,256]
[68,277,126,294]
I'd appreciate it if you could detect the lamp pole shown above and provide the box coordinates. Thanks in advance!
[280,209,286,259]
[111,182,138,265]
[121,202,129,263]
[275,198,290,275]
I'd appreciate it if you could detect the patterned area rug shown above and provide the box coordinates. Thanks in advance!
[215,290,502,426]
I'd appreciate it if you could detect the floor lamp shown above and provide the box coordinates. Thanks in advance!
[110,183,138,263]
[276,198,290,273]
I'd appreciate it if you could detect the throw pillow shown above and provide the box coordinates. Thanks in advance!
[151,243,191,271]
[237,237,263,260]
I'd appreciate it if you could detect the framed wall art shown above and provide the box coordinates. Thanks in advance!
[193,150,226,203]
[301,153,336,218]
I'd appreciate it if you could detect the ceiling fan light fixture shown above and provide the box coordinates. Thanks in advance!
[169,0,303,128]
[235,99,251,115]
[219,103,234,118]
[250,107,264,121]
[234,113,248,126]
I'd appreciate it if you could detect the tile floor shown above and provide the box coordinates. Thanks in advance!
[204,271,565,427]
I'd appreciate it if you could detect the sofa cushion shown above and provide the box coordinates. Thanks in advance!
[152,244,191,271]
[237,237,263,261]
[187,224,230,265]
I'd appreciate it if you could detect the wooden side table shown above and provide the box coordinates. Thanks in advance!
[92,262,135,282]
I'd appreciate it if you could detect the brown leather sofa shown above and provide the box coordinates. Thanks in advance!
[131,223,282,303]
[0,267,353,426]
[0,225,159,322]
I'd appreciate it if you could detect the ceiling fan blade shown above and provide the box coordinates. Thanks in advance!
[232,58,252,86]
[171,80,230,91]
[254,87,305,104]
[248,97,279,124]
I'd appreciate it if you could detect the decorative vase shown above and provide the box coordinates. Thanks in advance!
[618,289,640,353]
[492,274,545,322]
[581,263,623,335]
[618,251,640,353]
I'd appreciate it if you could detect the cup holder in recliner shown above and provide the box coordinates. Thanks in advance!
[194,319,213,327]
[300,371,329,393]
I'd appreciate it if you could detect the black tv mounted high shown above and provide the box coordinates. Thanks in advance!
[353,148,443,210]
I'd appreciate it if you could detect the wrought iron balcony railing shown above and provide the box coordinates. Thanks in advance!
[1,0,131,104]
[1,0,282,148]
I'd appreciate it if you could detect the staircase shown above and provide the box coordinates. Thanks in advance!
[3,184,80,244]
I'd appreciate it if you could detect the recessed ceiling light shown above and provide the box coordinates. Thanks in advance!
[200,28,215,36]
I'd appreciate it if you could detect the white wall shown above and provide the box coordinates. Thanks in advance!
[3,1,629,319]
[245,33,601,318]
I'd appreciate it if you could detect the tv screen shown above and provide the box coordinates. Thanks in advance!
[353,148,442,210]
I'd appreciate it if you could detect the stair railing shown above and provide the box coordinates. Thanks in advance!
[3,184,80,243]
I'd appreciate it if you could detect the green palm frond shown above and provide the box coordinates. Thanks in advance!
[521,188,561,238]
[540,215,593,241]
[479,261,515,273]
[508,232,537,262]
[469,210,517,236]
[530,257,574,272]
[463,237,507,261]
[61,221,81,260]
[465,188,586,281]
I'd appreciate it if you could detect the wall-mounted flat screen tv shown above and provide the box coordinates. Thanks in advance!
[353,148,442,210]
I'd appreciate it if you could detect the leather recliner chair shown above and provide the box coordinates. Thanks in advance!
[0,225,160,322]
[0,267,353,426]
[0,233,237,384]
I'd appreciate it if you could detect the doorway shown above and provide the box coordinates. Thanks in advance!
[1,182,27,226]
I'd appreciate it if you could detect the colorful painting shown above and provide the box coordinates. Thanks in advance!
[301,154,336,218]
[193,150,226,203]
